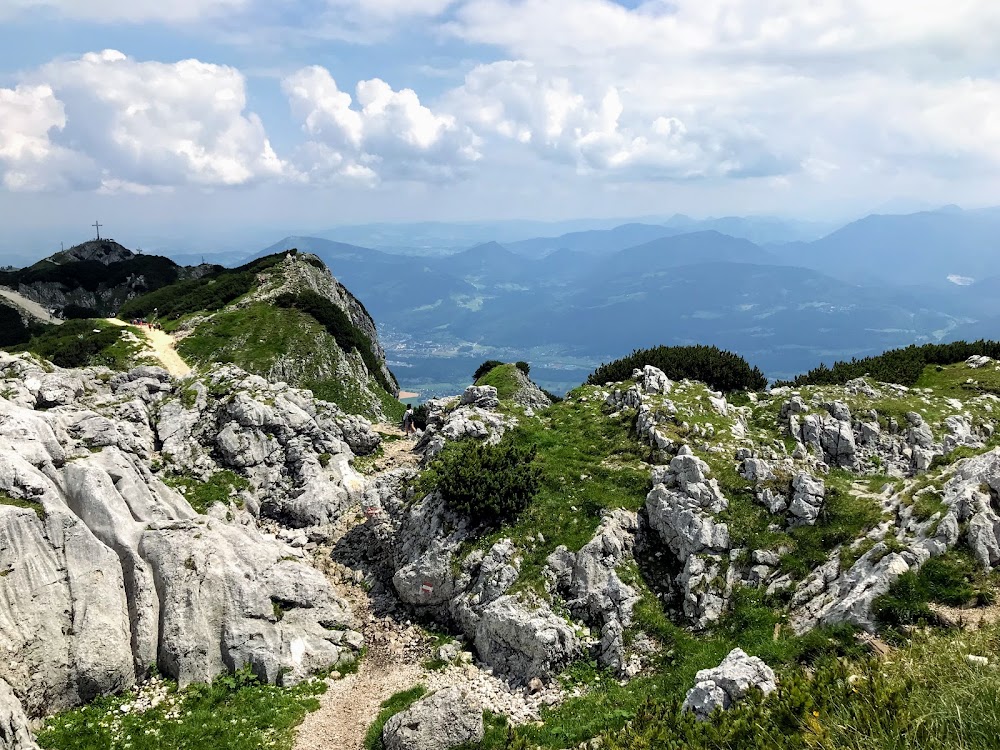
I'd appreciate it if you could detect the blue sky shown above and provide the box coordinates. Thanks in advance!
[1,1,999,254]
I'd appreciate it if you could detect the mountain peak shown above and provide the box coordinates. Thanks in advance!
[49,239,134,266]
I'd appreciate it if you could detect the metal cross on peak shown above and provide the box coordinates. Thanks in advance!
[93,221,103,240]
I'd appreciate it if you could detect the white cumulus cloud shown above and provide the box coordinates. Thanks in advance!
[32,50,285,190]
[284,65,480,184]
[0,83,95,191]
[0,0,249,23]
[448,60,785,179]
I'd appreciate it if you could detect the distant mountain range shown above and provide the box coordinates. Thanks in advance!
[5,205,999,398]
[252,205,1000,395]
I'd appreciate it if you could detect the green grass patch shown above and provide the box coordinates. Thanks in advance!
[179,302,401,422]
[0,490,46,519]
[36,668,325,750]
[163,470,250,514]
[479,589,863,749]
[6,319,142,370]
[588,624,1000,750]
[363,685,427,750]
[780,471,885,579]
[459,387,652,592]
[475,363,523,401]
[873,549,999,627]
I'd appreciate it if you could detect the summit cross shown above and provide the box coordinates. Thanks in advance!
[93,221,102,240]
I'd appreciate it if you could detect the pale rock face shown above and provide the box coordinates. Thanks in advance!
[740,457,774,482]
[645,448,730,627]
[605,384,644,411]
[0,678,39,750]
[156,365,375,529]
[632,365,672,395]
[545,510,639,671]
[472,596,580,681]
[906,412,935,449]
[787,472,825,527]
[791,543,914,633]
[789,449,1000,633]
[0,353,364,720]
[416,392,515,462]
[757,487,788,514]
[382,687,484,750]
[460,385,500,410]
[845,377,880,398]
[682,648,777,720]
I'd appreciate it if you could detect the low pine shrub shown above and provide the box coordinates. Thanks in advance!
[777,339,1000,388]
[588,345,767,393]
[420,436,541,526]
[515,361,530,376]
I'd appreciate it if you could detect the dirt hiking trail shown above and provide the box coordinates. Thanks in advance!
[105,319,192,378]
[295,424,427,750]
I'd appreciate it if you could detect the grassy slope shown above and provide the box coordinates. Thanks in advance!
[474,364,524,401]
[444,362,1000,747]
[178,302,403,423]
[4,319,144,370]
[36,670,325,750]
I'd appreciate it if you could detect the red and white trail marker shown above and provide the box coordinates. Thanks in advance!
[420,581,434,596]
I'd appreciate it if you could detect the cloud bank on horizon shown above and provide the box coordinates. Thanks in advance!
[0,0,998,219]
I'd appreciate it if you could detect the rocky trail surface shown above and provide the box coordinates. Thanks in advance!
[293,422,558,749]
[293,428,429,750]
[104,318,192,377]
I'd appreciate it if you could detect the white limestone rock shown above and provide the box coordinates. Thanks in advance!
[682,648,777,720]
[383,687,484,750]
[0,678,39,750]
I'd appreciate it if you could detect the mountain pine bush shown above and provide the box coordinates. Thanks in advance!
[778,339,1000,388]
[420,435,541,526]
[274,290,398,395]
[588,345,767,393]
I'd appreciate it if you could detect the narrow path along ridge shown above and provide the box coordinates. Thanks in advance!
[0,286,63,325]
[105,318,192,378]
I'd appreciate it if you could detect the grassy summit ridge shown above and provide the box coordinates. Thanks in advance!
[124,250,402,421]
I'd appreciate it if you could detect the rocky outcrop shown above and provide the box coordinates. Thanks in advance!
[416,388,516,461]
[682,649,777,720]
[472,596,580,681]
[645,447,731,627]
[788,402,857,470]
[157,365,376,529]
[787,472,825,527]
[368,477,579,682]
[546,510,640,672]
[2,241,204,318]
[383,687,484,750]
[506,368,553,412]
[0,352,364,719]
[0,679,38,750]
[791,448,1000,633]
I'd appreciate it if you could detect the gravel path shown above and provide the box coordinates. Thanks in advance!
[294,428,430,750]
[104,319,192,378]
[293,422,561,749]
[293,621,425,750]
